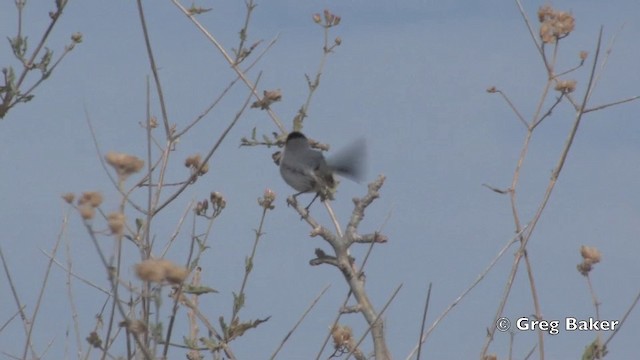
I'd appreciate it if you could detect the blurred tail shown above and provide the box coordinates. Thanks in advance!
[328,138,367,183]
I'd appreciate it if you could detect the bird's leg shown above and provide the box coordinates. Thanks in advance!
[305,192,320,211]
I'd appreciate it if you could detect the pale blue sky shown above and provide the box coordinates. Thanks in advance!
[1,1,639,359]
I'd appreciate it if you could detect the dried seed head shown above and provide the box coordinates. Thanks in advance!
[165,263,189,284]
[78,191,103,207]
[331,325,353,349]
[312,13,322,24]
[135,259,167,283]
[185,154,202,169]
[62,193,75,204]
[579,51,588,61]
[580,245,601,263]
[258,188,276,209]
[538,6,575,43]
[323,9,335,25]
[86,331,102,349]
[577,245,602,276]
[135,259,186,284]
[71,32,83,44]
[210,191,226,210]
[107,212,126,235]
[555,79,576,93]
[79,204,95,220]
[105,152,144,180]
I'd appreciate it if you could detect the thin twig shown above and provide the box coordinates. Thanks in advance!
[153,73,261,214]
[603,289,640,348]
[345,283,403,360]
[136,0,171,138]
[270,285,331,359]
[405,225,527,360]
[171,0,286,133]
[415,283,432,360]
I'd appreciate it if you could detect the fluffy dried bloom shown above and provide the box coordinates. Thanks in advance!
[185,154,208,176]
[538,6,575,43]
[331,324,353,349]
[334,37,342,46]
[312,13,322,24]
[135,259,167,282]
[62,193,75,204]
[580,245,601,263]
[86,331,102,349]
[323,9,335,25]
[185,154,201,168]
[148,116,158,128]
[577,245,602,275]
[78,191,103,207]
[105,152,144,179]
[486,86,497,93]
[165,264,189,284]
[210,191,226,210]
[79,204,95,220]
[107,212,126,235]
[251,89,282,110]
[555,79,576,93]
[196,198,209,216]
[135,259,188,284]
[258,188,276,209]
[71,32,83,43]
[579,51,588,61]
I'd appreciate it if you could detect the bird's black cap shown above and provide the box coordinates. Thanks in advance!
[286,131,307,141]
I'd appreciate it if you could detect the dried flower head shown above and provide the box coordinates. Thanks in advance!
[71,32,83,44]
[78,191,103,207]
[210,192,226,210]
[555,79,576,93]
[580,245,601,263]
[579,51,589,61]
[185,154,201,168]
[62,193,75,204]
[577,245,602,275]
[323,9,335,25]
[196,198,209,216]
[258,188,276,209]
[331,325,353,350]
[79,204,95,220]
[251,89,282,110]
[538,6,575,43]
[135,259,188,284]
[148,116,158,128]
[165,264,189,284]
[107,212,126,235]
[334,37,342,46]
[312,13,322,24]
[185,154,208,177]
[105,152,144,180]
[486,86,498,93]
[86,331,102,349]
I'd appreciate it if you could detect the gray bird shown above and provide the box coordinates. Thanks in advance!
[278,131,366,207]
